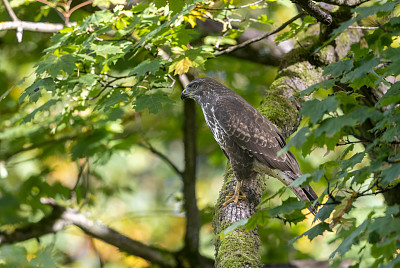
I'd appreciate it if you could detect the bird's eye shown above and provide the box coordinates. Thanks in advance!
[191,82,199,89]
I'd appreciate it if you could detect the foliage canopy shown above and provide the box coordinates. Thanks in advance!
[1,0,400,267]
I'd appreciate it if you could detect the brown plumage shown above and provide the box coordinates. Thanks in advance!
[181,77,318,213]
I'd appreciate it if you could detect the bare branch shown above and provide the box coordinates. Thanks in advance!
[138,142,183,176]
[0,21,64,32]
[65,1,94,25]
[1,198,178,268]
[292,0,332,25]
[214,12,305,57]
[60,207,177,267]
[3,0,19,22]
[69,0,93,15]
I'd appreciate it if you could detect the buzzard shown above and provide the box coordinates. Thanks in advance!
[181,77,318,213]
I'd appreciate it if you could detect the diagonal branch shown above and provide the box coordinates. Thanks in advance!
[138,141,183,176]
[214,12,305,57]
[292,0,332,25]
[3,0,19,22]
[0,198,178,268]
[315,0,369,7]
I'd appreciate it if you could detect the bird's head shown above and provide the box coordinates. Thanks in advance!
[181,77,227,103]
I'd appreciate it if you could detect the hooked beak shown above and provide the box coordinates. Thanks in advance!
[180,88,188,100]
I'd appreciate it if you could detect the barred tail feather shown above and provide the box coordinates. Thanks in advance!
[284,171,319,215]
[290,186,319,215]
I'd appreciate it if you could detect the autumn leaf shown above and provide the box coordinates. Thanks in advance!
[168,56,197,75]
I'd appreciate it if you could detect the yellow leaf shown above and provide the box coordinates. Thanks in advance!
[168,57,197,75]
[186,15,197,28]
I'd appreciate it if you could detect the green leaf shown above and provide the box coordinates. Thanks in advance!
[22,99,60,123]
[71,130,110,159]
[314,106,382,137]
[258,14,274,25]
[19,77,55,103]
[134,93,174,113]
[79,73,98,86]
[300,78,337,97]
[269,197,305,216]
[90,43,124,57]
[36,54,77,77]
[381,163,400,187]
[29,247,60,267]
[95,91,129,111]
[377,82,400,107]
[300,97,339,125]
[330,219,369,258]
[80,10,114,30]
[246,210,269,230]
[0,245,29,267]
[135,3,195,48]
[289,169,325,187]
[128,58,164,78]
[169,0,185,14]
[323,59,353,77]
[341,152,365,170]
[314,197,340,222]
[341,57,380,84]
[220,218,248,238]
[290,222,331,243]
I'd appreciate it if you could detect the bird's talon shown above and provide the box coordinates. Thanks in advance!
[222,181,246,207]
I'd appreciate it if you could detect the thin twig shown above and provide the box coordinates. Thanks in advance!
[35,0,56,7]
[73,158,89,191]
[292,0,332,25]
[69,0,93,15]
[3,0,19,21]
[214,12,305,56]
[138,142,183,176]
[314,0,369,7]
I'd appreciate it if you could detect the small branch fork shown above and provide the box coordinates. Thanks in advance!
[214,12,306,57]
[0,0,93,42]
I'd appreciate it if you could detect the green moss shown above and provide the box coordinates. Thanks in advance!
[258,95,296,130]
[215,229,261,268]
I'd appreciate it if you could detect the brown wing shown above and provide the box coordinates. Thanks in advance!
[213,95,301,176]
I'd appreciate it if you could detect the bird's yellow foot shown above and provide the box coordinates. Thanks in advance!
[222,181,246,207]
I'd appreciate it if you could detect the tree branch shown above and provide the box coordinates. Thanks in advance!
[0,202,67,244]
[1,198,178,268]
[138,142,183,176]
[68,0,93,15]
[3,0,19,22]
[292,0,332,25]
[214,12,305,57]
[0,21,64,33]
[315,0,369,7]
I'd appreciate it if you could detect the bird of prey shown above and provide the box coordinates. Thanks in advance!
[181,77,318,213]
